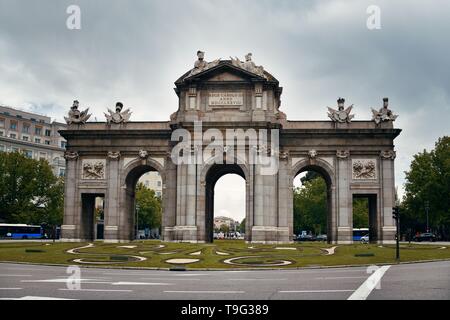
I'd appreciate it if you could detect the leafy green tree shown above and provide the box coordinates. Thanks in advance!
[0,152,63,228]
[353,198,369,228]
[219,223,230,233]
[402,136,450,239]
[293,176,327,235]
[135,183,162,230]
[239,218,246,233]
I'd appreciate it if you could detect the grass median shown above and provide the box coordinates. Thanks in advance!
[0,240,449,269]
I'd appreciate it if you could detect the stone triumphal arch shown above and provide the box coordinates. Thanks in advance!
[60,52,401,244]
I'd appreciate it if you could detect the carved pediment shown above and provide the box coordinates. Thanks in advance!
[206,71,248,82]
[176,60,276,85]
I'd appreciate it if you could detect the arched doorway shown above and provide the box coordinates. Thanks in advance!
[121,159,165,241]
[204,164,248,243]
[291,161,335,244]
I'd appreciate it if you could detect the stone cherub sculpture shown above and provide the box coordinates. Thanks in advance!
[230,53,266,78]
[64,100,91,125]
[104,102,132,124]
[371,98,398,125]
[189,50,220,76]
[327,98,355,123]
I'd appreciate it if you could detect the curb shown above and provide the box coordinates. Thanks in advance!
[1,258,450,272]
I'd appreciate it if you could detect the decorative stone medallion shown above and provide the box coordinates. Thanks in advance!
[82,159,106,179]
[107,151,121,160]
[352,159,377,180]
[380,150,396,160]
[336,150,350,159]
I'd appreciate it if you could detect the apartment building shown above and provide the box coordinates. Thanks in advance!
[0,105,67,177]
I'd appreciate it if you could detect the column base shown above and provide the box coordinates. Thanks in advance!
[250,226,290,243]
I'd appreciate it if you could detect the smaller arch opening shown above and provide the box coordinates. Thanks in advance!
[125,164,163,240]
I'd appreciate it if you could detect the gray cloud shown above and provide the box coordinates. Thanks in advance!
[0,0,449,216]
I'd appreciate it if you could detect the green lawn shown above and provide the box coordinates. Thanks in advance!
[0,240,449,269]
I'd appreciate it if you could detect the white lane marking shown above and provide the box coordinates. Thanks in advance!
[347,265,391,300]
[21,279,109,284]
[0,274,32,277]
[0,288,22,290]
[227,278,288,281]
[141,278,200,281]
[279,290,354,293]
[314,276,367,280]
[59,288,132,292]
[3,296,76,300]
[111,282,171,286]
[164,290,245,294]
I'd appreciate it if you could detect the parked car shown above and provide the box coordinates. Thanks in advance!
[413,233,436,242]
[316,234,327,242]
[360,234,369,244]
[296,234,316,241]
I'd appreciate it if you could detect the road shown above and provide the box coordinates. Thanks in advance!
[0,261,449,300]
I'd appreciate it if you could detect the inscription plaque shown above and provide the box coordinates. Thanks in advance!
[208,92,243,106]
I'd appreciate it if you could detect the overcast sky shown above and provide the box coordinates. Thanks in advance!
[1,0,449,222]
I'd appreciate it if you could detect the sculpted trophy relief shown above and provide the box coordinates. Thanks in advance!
[64,100,91,125]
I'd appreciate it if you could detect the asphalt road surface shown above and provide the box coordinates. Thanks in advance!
[0,261,449,300]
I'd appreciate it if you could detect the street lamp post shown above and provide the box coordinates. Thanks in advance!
[135,204,140,240]
[425,201,430,233]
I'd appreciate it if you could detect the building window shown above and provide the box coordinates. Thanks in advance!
[22,124,30,133]
[0,145,5,152]
[0,118,5,128]
[61,141,67,149]
[11,147,19,152]
[59,168,65,177]
[10,133,16,139]
[22,135,29,141]
[10,121,17,131]
[0,130,4,136]
[35,126,42,136]
[156,191,161,197]
[23,150,33,158]
[157,181,162,187]
[45,129,51,136]
[39,152,46,160]
[35,138,41,143]
[45,140,50,145]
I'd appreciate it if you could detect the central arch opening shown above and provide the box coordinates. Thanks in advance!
[205,164,246,243]
[292,165,333,243]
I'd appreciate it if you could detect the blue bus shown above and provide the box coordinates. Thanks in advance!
[353,228,369,241]
[0,224,43,239]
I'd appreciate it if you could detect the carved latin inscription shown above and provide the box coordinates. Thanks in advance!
[208,92,243,106]
[352,159,377,180]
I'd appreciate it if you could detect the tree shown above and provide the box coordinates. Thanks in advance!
[219,224,230,233]
[402,136,450,239]
[0,152,63,227]
[239,218,246,233]
[293,175,327,235]
[353,198,369,228]
[135,183,162,230]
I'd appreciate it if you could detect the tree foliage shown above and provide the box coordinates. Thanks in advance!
[401,136,450,239]
[293,176,327,235]
[353,198,369,228]
[0,152,63,226]
[135,182,162,230]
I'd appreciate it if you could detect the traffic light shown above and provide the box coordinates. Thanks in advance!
[392,206,399,220]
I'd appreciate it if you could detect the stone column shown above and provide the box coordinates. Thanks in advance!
[336,151,352,243]
[277,154,291,242]
[380,150,397,244]
[162,156,177,241]
[104,151,120,242]
[61,151,80,241]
